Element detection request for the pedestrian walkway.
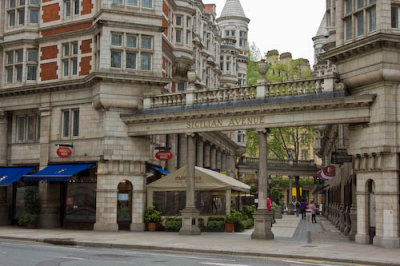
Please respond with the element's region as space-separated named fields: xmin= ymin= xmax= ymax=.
xmin=0 ymin=215 xmax=399 ymax=265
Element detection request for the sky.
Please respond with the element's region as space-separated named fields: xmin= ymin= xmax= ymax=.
xmin=203 ymin=0 xmax=326 ymax=66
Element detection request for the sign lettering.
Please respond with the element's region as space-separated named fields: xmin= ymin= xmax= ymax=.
xmin=187 ymin=116 xmax=263 ymax=129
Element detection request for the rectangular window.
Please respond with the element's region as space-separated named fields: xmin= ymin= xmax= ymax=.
xmin=9 ymin=11 xmax=15 ymax=27
xmin=126 ymin=35 xmax=137 ymax=48
xmin=111 ymin=50 xmax=122 ymax=68
xmin=231 ymin=30 xmax=235 ymax=36
xmin=63 ymin=43 xmax=70 ymax=57
xmin=392 ymin=6 xmax=399 ymax=28
xmin=72 ymin=42 xmax=78 ymax=55
xmin=345 ymin=17 xmax=352 ymax=40
xmin=27 ymin=116 xmax=35 ymax=141
xmin=18 ymin=9 xmax=24 ymax=25
xmin=30 ymin=0 xmax=39 ymax=4
xmin=369 ymin=7 xmax=376 ymax=31
xmin=369 ymin=0 xmax=375 ymax=4
xmin=345 ymin=0 xmax=352 ymax=14
xmin=176 ymin=15 xmax=182 ymax=26
xmin=29 ymin=8 xmax=39 ymax=23
xmin=62 ymin=110 xmax=70 ymax=138
xmin=16 ymin=49 xmax=23 ymax=63
xmin=126 ymin=52 xmax=136 ymax=69
xmin=27 ymin=49 xmax=38 ymax=62
xmin=142 ymin=0 xmax=152 ymax=8
xmin=7 ymin=52 xmax=14 ymax=64
xmin=72 ymin=109 xmax=79 ymax=137
xmin=141 ymin=36 xmax=152 ymax=49
xmin=141 ymin=53 xmax=151 ymax=70
xmin=16 ymin=65 xmax=23 ymax=82
xmin=176 ymin=29 xmax=182 ymax=43
xmin=112 ymin=0 xmax=123 ymax=4
xmin=10 ymin=0 xmax=16 ymax=8
xmin=73 ymin=0 xmax=80 ymax=15
xmin=225 ymin=30 xmax=229 ymax=37
xmin=19 ymin=0 xmax=25 ymax=5
xmin=17 ymin=116 xmax=25 ymax=141
xmin=111 ymin=34 xmax=122 ymax=46
xmin=65 ymin=0 xmax=71 ymax=17
xmin=356 ymin=12 xmax=364 ymax=36
xmin=62 ymin=109 xmax=79 ymax=138
xmin=127 ymin=0 xmax=138 ymax=6
xmin=63 ymin=60 xmax=69 ymax=76
xmin=6 ymin=67 xmax=13 ymax=83
xmin=27 ymin=65 xmax=37 ymax=81
xmin=72 ymin=58 xmax=78 ymax=75
xmin=357 ymin=0 xmax=364 ymax=9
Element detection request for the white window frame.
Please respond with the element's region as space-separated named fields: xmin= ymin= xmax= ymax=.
xmin=61 ymin=108 xmax=79 ymax=139
xmin=15 ymin=114 xmax=40 ymax=143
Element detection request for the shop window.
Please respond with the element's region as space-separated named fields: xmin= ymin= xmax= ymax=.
xmin=61 ymin=108 xmax=79 ymax=138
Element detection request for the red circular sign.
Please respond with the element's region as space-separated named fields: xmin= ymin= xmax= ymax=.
xmin=57 ymin=147 xmax=72 ymax=158
xmin=155 ymin=150 xmax=173 ymax=161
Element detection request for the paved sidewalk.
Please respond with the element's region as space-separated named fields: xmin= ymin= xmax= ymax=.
xmin=0 ymin=215 xmax=399 ymax=265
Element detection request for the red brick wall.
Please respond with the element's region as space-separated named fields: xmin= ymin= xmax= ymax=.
xmin=40 ymin=45 xmax=59 ymax=60
xmin=79 ymin=56 xmax=92 ymax=76
xmin=42 ymin=0 xmax=53 ymax=3
xmin=80 ymin=39 xmax=92 ymax=54
xmin=163 ymin=1 xmax=168 ymax=16
xmin=162 ymin=18 xmax=168 ymax=36
xmin=42 ymin=3 xmax=60 ymax=23
xmin=41 ymin=22 xmax=92 ymax=37
xmin=81 ymin=0 xmax=93 ymax=15
xmin=40 ymin=62 xmax=58 ymax=81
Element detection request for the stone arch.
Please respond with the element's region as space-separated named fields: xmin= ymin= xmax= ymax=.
xmin=117 ymin=180 xmax=133 ymax=230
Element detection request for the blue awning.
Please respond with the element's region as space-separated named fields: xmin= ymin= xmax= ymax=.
xmin=149 ymin=166 xmax=170 ymax=175
xmin=0 ymin=167 xmax=35 ymax=186
xmin=24 ymin=164 xmax=94 ymax=182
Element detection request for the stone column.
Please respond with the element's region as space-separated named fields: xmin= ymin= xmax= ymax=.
xmin=167 ymin=134 xmax=178 ymax=172
xmin=0 ymin=111 xmax=8 ymax=166
xmin=196 ymin=138 xmax=204 ymax=168
xmin=131 ymin=176 xmax=146 ymax=232
xmin=288 ymin=176 xmax=294 ymax=215
xmin=179 ymin=134 xmax=201 ymax=235
xmin=226 ymin=189 xmax=231 ymax=215
xmin=203 ymin=142 xmax=211 ymax=169
xmin=336 ymin=0 xmax=344 ymax=46
xmin=38 ymin=107 xmax=61 ymax=229
xmin=349 ymin=175 xmax=357 ymax=241
xmin=226 ymin=153 xmax=236 ymax=177
xmin=178 ymin=134 xmax=187 ymax=168
xmin=210 ymin=146 xmax=217 ymax=170
xmin=251 ymin=129 xmax=274 ymax=240
xmin=221 ymin=152 xmax=227 ymax=172
xmin=216 ymin=149 xmax=222 ymax=170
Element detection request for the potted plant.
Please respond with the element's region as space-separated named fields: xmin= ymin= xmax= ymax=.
xmin=18 ymin=186 xmax=40 ymax=229
xmin=144 ymin=206 xmax=162 ymax=231
xmin=225 ymin=214 xmax=236 ymax=233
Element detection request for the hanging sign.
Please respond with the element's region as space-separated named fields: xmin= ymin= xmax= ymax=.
xmin=331 ymin=148 xmax=352 ymax=164
xmin=57 ymin=147 xmax=72 ymax=158
xmin=155 ymin=150 xmax=173 ymax=161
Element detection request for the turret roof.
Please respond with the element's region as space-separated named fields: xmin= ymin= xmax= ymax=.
xmin=220 ymin=0 xmax=247 ymax=19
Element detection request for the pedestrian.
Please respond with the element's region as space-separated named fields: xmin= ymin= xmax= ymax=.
xmin=300 ymin=198 xmax=307 ymax=220
xmin=311 ymin=200 xmax=317 ymax=223
xmin=267 ymin=197 xmax=272 ymax=211
xmin=295 ymin=201 xmax=300 ymax=217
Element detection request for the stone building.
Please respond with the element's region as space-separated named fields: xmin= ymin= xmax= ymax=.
xmin=314 ymin=0 xmax=400 ymax=248
xmin=0 ymin=0 xmax=247 ymax=231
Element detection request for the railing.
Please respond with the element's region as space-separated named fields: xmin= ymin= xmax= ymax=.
xmin=143 ymin=76 xmax=333 ymax=109
xmin=239 ymin=157 xmax=317 ymax=169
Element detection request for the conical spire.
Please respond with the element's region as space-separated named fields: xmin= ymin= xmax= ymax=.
xmin=220 ymin=0 xmax=247 ymax=19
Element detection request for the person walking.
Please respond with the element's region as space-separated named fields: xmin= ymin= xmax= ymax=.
xmin=295 ymin=201 xmax=300 ymax=217
xmin=311 ymin=200 xmax=317 ymax=223
xmin=300 ymin=198 xmax=307 ymax=220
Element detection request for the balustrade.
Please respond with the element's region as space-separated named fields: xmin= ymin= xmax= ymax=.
xmin=143 ymin=77 xmax=328 ymax=109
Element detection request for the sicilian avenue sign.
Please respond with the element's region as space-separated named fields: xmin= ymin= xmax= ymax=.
xmin=187 ymin=117 xmax=263 ymax=129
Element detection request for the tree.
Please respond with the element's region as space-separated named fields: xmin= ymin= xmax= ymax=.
xmin=245 ymin=46 xmax=316 ymax=201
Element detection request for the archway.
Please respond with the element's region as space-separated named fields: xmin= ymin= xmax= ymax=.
xmin=117 ymin=180 xmax=133 ymax=230
xmin=367 ymin=179 xmax=376 ymax=244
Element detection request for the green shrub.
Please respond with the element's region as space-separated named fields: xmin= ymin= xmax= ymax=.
xmin=198 ymin=218 xmax=205 ymax=232
xmin=241 ymin=219 xmax=254 ymax=229
xmin=144 ymin=206 xmax=162 ymax=226
xmin=164 ymin=218 xmax=182 ymax=232
xmin=242 ymin=205 xmax=256 ymax=219
xmin=207 ymin=220 xmax=224 ymax=232
xmin=18 ymin=213 xmax=39 ymax=226
xmin=208 ymin=216 xmax=225 ymax=222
